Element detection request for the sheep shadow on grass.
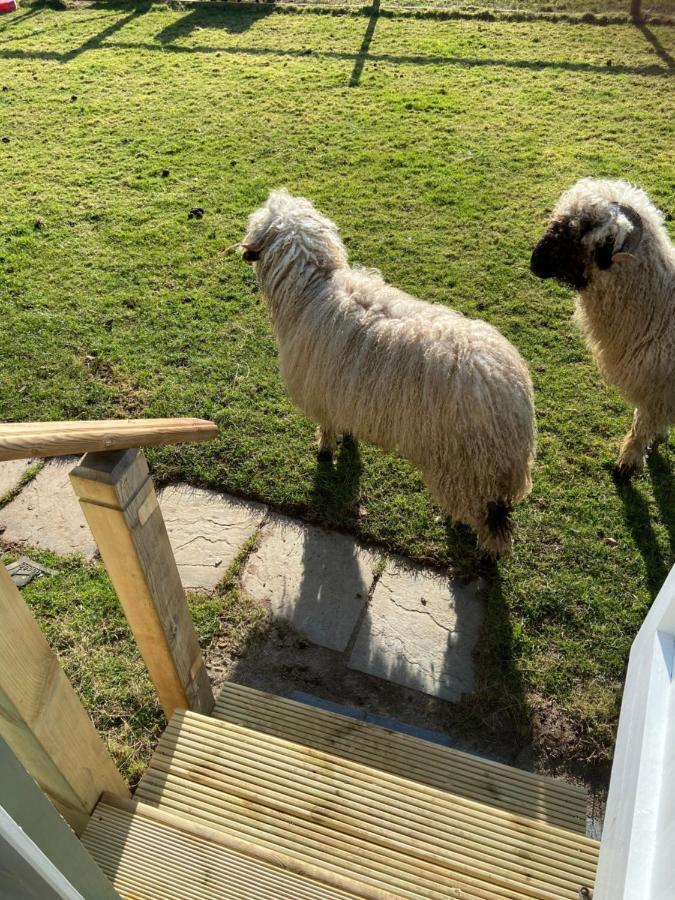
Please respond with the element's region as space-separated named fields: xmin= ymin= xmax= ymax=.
xmin=614 ymin=446 xmax=675 ymax=598
xmin=310 ymin=433 xmax=363 ymax=532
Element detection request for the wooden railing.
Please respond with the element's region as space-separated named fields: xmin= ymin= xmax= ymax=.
xmin=0 ymin=418 xmax=218 ymax=834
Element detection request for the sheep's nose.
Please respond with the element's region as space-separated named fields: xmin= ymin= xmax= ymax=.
xmin=530 ymin=238 xmax=555 ymax=279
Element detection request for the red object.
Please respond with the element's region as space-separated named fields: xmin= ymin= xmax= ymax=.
xmin=0 ymin=0 xmax=18 ymax=12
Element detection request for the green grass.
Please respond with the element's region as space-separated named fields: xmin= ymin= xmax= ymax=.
xmin=254 ymin=0 xmax=674 ymax=18
xmin=1 ymin=1 xmax=674 ymax=770
xmin=0 ymin=544 xmax=259 ymax=783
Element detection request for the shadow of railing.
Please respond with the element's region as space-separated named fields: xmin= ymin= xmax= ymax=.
xmin=0 ymin=2 xmax=149 ymax=61
xmin=0 ymin=4 xmax=672 ymax=77
xmin=638 ymin=22 xmax=675 ymax=70
xmin=62 ymin=5 xmax=149 ymax=61
xmin=0 ymin=4 xmax=43 ymax=31
xmin=155 ymin=3 xmax=274 ymax=44
xmin=349 ymin=0 xmax=380 ymax=87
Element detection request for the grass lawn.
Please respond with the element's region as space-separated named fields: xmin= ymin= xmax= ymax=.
xmin=1 ymin=0 xmax=674 ymax=774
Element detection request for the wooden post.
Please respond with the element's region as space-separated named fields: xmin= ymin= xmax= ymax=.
xmin=70 ymin=449 xmax=214 ymax=720
xmin=630 ymin=0 xmax=642 ymax=20
xmin=0 ymin=563 xmax=129 ymax=834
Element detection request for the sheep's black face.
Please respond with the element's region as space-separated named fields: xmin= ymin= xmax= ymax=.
xmin=530 ymin=219 xmax=589 ymax=290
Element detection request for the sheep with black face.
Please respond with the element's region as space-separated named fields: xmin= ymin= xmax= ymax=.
xmin=237 ymin=189 xmax=536 ymax=556
xmin=531 ymin=178 xmax=675 ymax=478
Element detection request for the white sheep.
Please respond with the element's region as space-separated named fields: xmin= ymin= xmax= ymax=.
xmin=531 ymin=178 xmax=675 ymax=478
xmin=237 ymin=189 xmax=536 ymax=556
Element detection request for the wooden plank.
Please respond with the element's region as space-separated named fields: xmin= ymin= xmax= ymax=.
xmin=214 ymin=682 xmax=586 ymax=833
xmin=135 ymin=710 xmax=598 ymax=899
xmin=83 ymin=795 xmax=392 ymax=900
xmin=70 ymin=449 xmax=213 ymax=719
xmin=0 ymin=562 xmax=129 ymax=834
xmin=161 ymin=718 xmax=597 ymax=873
xmin=157 ymin=721 xmax=597 ymax=874
xmin=0 ymin=418 xmax=217 ymax=461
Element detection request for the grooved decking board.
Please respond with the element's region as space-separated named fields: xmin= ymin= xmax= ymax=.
xmin=82 ymin=798 xmax=373 ymax=900
xmin=214 ymin=682 xmax=586 ymax=833
xmin=135 ymin=710 xmax=598 ymax=900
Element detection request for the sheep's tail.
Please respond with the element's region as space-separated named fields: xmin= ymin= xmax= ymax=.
xmin=485 ymin=500 xmax=513 ymax=544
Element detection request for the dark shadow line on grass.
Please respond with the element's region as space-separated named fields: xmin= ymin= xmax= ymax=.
xmin=465 ymin=560 xmax=535 ymax=771
xmin=0 ymin=5 xmax=43 ymax=33
xmin=81 ymin=0 xmax=675 ymax=29
xmin=614 ymin=469 xmax=669 ymax=599
xmin=15 ymin=38 xmax=664 ymax=78
xmin=0 ymin=47 xmax=60 ymax=60
xmin=155 ymin=3 xmax=273 ymax=43
xmin=647 ymin=448 xmax=675 ymax=560
xmin=349 ymin=0 xmax=379 ymax=87
xmin=61 ymin=4 xmax=149 ymax=61
xmin=0 ymin=4 xmax=148 ymax=61
xmin=638 ymin=22 xmax=675 ymax=70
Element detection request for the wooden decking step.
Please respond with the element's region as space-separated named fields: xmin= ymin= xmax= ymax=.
xmin=130 ymin=707 xmax=598 ymax=899
xmin=214 ymin=682 xmax=587 ymax=834
xmin=82 ymin=795 xmax=377 ymax=899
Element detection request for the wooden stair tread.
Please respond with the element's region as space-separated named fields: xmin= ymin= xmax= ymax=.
xmin=82 ymin=795 xmax=375 ymax=899
xmin=214 ymin=682 xmax=586 ymax=834
xmin=133 ymin=709 xmax=598 ymax=900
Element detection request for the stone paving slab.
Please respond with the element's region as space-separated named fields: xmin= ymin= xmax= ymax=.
xmin=0 ymin=453 xmax=485 ymax=707
xmin=348 ymin=557 xmax=484 ymax=702
xmin=241 ymin=513 xmax=378 ymax=652
xmin=159 ymin=485 xmax=267 ymax=592
xmin=0 ymin=457 xmax=97 ymax=559
xmin=0 ymin=459 xmax=34 ymax=500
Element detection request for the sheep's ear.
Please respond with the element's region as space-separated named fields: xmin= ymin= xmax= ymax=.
xmin=611 ymin=203 xmax=643 ymax=259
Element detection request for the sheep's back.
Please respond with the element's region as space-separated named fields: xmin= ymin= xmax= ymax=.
xmin=276 ymin=269 xmax=535 ymax=472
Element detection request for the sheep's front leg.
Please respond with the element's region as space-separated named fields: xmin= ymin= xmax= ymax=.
xmin=615 ymin=408 xmax=658 ymax=479
xmin=316 ymin=425 xmax=338 ymax=461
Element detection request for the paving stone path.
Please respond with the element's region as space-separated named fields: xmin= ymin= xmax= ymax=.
xmin=0 ymin=458 xmax=485 ymax=704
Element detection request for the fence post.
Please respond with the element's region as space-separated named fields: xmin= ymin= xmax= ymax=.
xmin=0 ymin=563 xmax=129 ymax=834
xmin=70 ymin=449 xmax=214 ymax=720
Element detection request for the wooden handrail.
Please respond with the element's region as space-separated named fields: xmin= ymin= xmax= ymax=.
xmin=0 ymin=418 xmax=217 ymax=461
xmin=0 ymin=418 xmax=218 ymax=831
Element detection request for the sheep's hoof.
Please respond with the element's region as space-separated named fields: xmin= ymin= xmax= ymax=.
xmin=317 ymin=448 xmax=334 ymax=462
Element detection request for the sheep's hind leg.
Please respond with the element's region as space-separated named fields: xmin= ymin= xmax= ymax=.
xmin=650 ymin=428 xmax=670 ymax=450
xmin=615 ymin=408 xmax=659 ymax=480
xmin=476 ymin=500 xmax=514 ymax=558
xmin=316 ymin=425 xmax=338 ymax=461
